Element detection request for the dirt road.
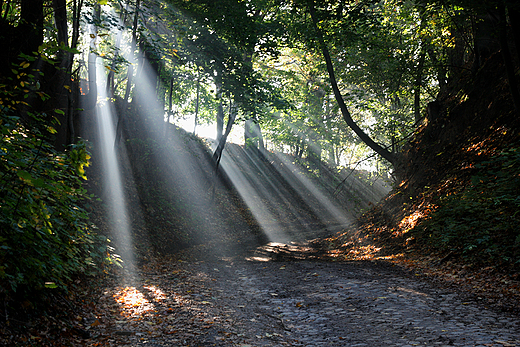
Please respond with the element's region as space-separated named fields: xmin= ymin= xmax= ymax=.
xmin=84 ymin=244 xmax=520 ymax=347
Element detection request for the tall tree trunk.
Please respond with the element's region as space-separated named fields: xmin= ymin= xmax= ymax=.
xmin=53 ymin=0 xmax=67 ymax=47
xmin=68 ymin=0 xmax=86 ymax=142
xmin=212 ymin=103 xmax=236 ymax=170
xmin=414 ymin=51 xmax=426 ymax=123
xmin=117 ymin=0 xmax=140 ymax=146
xmin=107 ymin=4 xmax=127 ymax=96
xmin=71 ymin=0 xmax=82 ymax=49
xmin=193 ymin=74 xmax=200 ymax=135
xmin=51 ymin=0 xmax=71 ymax=149
xmin=123 ymin=0 xmax=140 ymax=105
xmin=308 ymin=1 xmax=396 ymax=166
xmin=81 ymin=4 xmax=100 ymax=111
xmin=215 ymin=75 xmax=224 ymax=142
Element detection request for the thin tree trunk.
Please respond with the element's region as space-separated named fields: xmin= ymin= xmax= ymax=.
xmin=53 ymin=0 xmax=67 ymax=47
xmin=79 ymin=4 xmax=99 ymax=112
xmin=67 ymin=0 xmax=82 ymax=142
xmin=107 ymin=5 xmax=127 ymax=96
xmin=168 ymin=77 xmax=174 ymax=114
xmin=51 ymin=0 xmax=71 ymax=148
xmin=212 ymin=103 xmax=236 ymax=170
xmin=123 ymin=0 xmax=140 ymax=105
xmin=85 ymin=4 xmax=100 ymax=110
xmin=193 ymin=74 xmax=200 ymax=135
xmin=116 ymin=0 xmax=140 ymax=147
xmin=308 ymin=1 xmax=396 ymax=165
xmin=215 ymin=75 xmax=224 ymax=142
xmin=71 ymin=0 xmax=82 ymax=49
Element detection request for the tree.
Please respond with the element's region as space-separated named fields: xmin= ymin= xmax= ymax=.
xmin=167 ymin=0 xmax=286 ymax=165
xmin=305 ymin=1 xmax=396 ymax=165
xmin=0 ymin=0 xmax=84 ymax=148
xmin=0 ymin=0 xmax=112 ymax=299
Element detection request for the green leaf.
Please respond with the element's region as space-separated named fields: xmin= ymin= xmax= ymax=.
xmin=17 ymin=170 xmax=32 ymax=181
xmin=46 ymin=126 xmax=57 ymax=134
xmin=44 ymin=282 xmax=58 ymax=289
xmin=32 ymin=178 xmax=45 ymax=188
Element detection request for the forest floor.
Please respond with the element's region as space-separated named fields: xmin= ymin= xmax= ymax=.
xmin=6 ymin=228 xmax=520 ymax=347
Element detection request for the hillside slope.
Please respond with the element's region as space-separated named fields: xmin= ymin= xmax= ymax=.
xmin=85 ymin=119 xmax=389 ymax=261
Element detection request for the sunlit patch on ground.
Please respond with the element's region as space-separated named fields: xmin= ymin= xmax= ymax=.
xmin=113 ymin=286 xmax=156 ymax=317
xmin=392 ymin=286 xmax=430 ymax=297
xmin=82 ymin=265 xmax=232 ymax=346
xmin=144 ymin=285 xmax=167 ymax=301
xmin=245 ymin=256 xmax=272 ymax=262
xmin=343 ymin=245 xmax=382 ymax=260
xmin=376 ymin=253 xmax=405 ymax=260
xmin=251 ymin=241 xmax=319 ymax=260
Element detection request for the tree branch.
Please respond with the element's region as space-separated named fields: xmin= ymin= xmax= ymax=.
xmin=307 ymin=1 xmax=396 ymax=166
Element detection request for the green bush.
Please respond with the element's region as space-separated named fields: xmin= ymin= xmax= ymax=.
xmin=419 ymin=147 xmax=520 ymax=268
xmin=0 ymin=64 xmax=108 ymax=299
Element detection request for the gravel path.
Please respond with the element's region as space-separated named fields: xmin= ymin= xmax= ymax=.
xmin=87 ymin=246 xmax=520 ymax=347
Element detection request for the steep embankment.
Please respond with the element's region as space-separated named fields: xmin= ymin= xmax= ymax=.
xmin=319 ymin=53 xmax=520 ymax=309
xmin=85 ymin=119 xmax=389 ymax=261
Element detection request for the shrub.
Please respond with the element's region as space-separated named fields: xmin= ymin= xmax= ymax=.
xmin=0 ymin=62 xmax=108 ymax=300
xmin=419 ymin=147 xmax=520 ymax=268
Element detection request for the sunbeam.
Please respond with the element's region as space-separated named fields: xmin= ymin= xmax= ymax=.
xmin=264 ymin=115 xmax=392 ymax=214
xmin=93 ymin=57 xmax=136 ymax=273
xmin=271 ymin=151 xmax=353 ymax=226
xmin=218 ymin=144 xmax=354 ymax=243
xmin=118 ymin=48 xmax=255 ymax=257
xmin=219 ymin=146 xmax=289 ymax=242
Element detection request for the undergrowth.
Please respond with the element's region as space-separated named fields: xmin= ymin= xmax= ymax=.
xmin=418 ymin=146 xmax=520 ymax=269
xmin=0 ymin=60 xmax=111 ymax=304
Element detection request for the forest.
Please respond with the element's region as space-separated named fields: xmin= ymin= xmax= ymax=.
xmin=1 ymin=0 xmax=520 ymax=345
